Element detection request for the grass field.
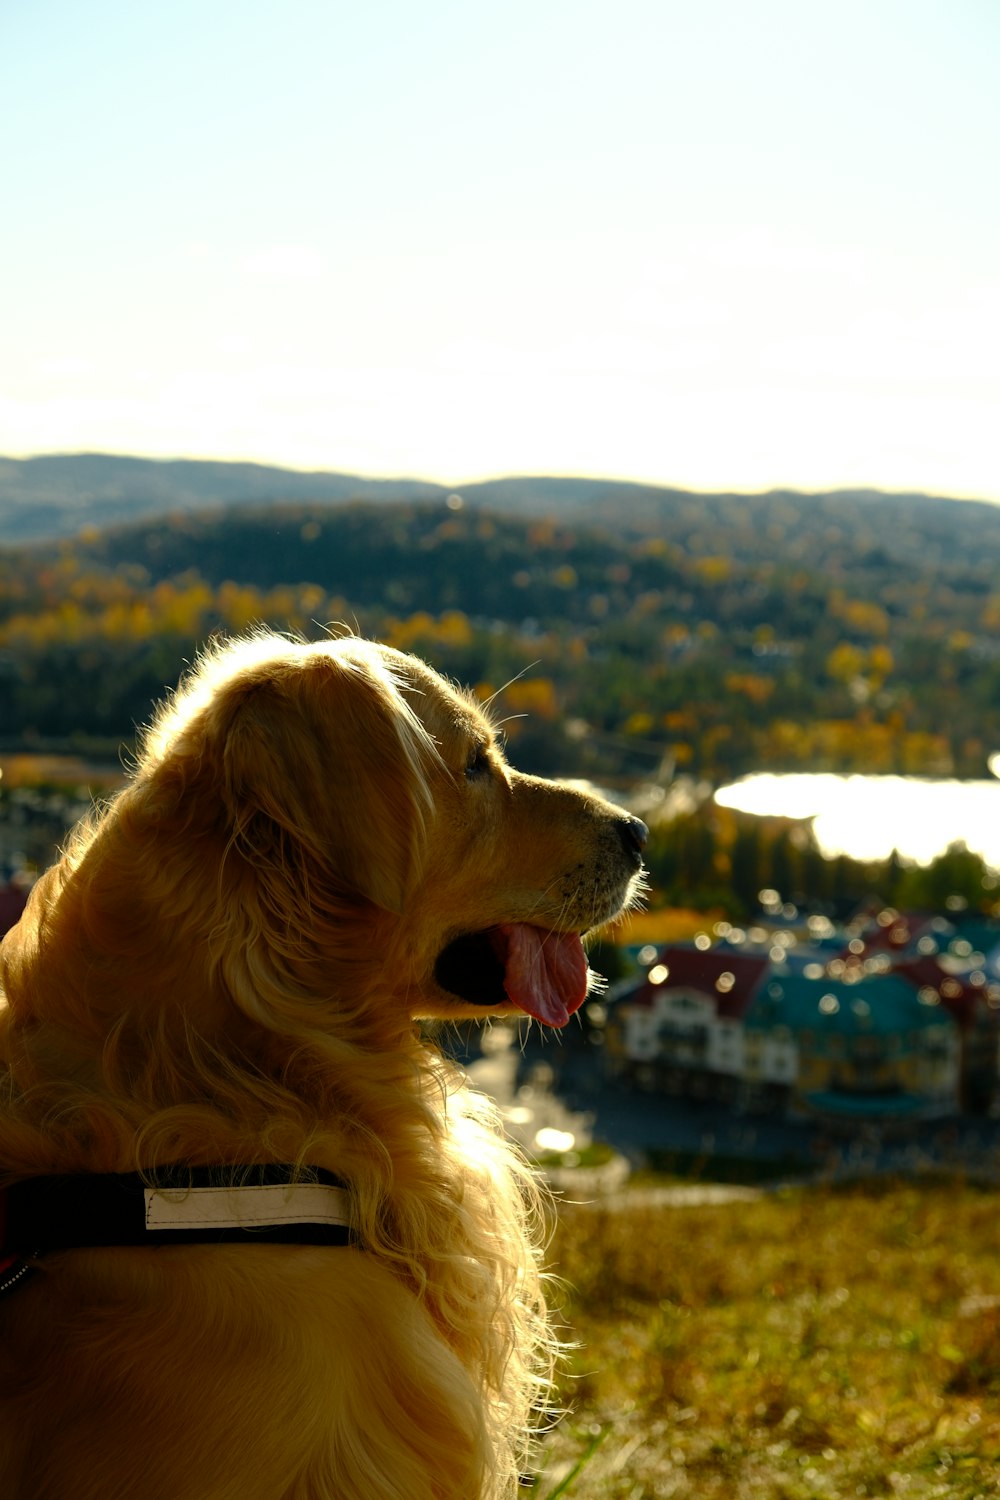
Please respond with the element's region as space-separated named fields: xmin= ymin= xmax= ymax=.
xmin=533 ymin=1179 xmax=1000 ymax=1499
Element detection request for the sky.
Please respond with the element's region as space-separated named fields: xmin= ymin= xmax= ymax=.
xmin=2 ymin=0 xmax=999 ymax=497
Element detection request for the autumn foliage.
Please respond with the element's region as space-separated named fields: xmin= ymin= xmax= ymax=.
xmin=1 ymin=498 xmax=998 ymax=788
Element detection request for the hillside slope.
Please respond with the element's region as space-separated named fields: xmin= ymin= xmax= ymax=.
xmin=3 ymin=496 xmax=999 ymax=787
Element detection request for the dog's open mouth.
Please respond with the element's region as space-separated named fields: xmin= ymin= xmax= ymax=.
xmin=434 ymin=924 xmax=590 ymax=1029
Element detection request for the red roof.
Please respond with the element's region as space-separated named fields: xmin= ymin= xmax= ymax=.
xmin=627 ymin=946 xmax=770 ymax=1020
xmin=892 ymin=955 xmax=994 ymax=1029
xmin=841 ymin=908 xmax=939 ymax=958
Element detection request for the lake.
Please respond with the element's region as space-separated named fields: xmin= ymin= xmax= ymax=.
xmin=715 ymin=768 xmax=1000 ymax=869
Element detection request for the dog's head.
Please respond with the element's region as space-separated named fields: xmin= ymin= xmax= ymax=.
xmin=137 ymin=632 xmax=646 ymax=1030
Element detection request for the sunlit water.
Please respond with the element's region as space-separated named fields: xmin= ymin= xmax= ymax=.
xmin=715 ymin=764 xmax=1000 ymax=869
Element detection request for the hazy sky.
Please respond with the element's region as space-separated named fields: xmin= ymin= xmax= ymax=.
xmin=3 ymin=0 xmax=998 ymax=496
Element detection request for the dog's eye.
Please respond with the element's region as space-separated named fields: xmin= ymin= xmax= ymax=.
xmin=465 ymin=744 xmax=491 ymax=780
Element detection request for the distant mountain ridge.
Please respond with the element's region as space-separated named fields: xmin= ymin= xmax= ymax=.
xmin=1 ymin=451 xmax=994 ymax=544
xmin=0 ymin=454 xmax=444 ymax=542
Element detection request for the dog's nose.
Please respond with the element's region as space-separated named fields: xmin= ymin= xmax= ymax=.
xmin=616 ymin=816 xmax=648 ymax=857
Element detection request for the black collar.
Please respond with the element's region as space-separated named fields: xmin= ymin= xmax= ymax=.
xmin=0 ymin=1166 xmax=355 ymax=1257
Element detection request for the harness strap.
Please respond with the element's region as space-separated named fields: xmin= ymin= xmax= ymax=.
xmin=0 ymin=1167 xmax=355 ymax=1255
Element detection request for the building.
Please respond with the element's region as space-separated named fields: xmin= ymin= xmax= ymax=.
xmin=746 ymin=972 xmax=960 ymax=1128
xmin=610 ymin=931 xmax=976 ymax=1127
xmin=893 ymin=955 xmax=1000 ymax=1114
xmin=611 ymin=946 xmax=769 ymax=1100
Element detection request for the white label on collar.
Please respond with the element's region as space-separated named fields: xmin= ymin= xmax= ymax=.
xmin=143 ymin=1182 xmax=352 ymax=1232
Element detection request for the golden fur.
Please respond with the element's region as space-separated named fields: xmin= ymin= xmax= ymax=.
xmin=0 ymin=632 xmax=645 ymax=1499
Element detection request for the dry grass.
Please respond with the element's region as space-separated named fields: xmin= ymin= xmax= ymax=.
xmin=534 ymin=1179 xmax=1000 ymax=1499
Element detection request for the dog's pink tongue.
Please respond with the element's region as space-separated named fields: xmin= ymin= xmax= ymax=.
xmin=490 ymin=925 xmax=589 ymax=1028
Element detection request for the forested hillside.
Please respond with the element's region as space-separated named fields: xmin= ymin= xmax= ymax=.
xmin=2 ymin=493 xmax=999 ymax=788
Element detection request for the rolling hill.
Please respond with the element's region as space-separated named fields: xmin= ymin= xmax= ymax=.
xmin=4 ymin=453 xmax=1000 ymax=573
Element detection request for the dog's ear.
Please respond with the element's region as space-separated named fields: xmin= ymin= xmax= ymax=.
xmin=217 ymin=650 xmax=435 ymax=914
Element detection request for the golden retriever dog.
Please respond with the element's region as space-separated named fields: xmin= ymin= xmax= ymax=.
xmin=0 ymin=631 xmax=646 ymax=1500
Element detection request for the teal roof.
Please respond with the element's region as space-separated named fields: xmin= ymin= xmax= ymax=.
xmin=947 ymin=922 xmax=1000 ymax=959
xmin=802 ymin=1090 xmax=932 ymax=1118
xmin=745 ymin=973 xmax=953 ymax=1037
